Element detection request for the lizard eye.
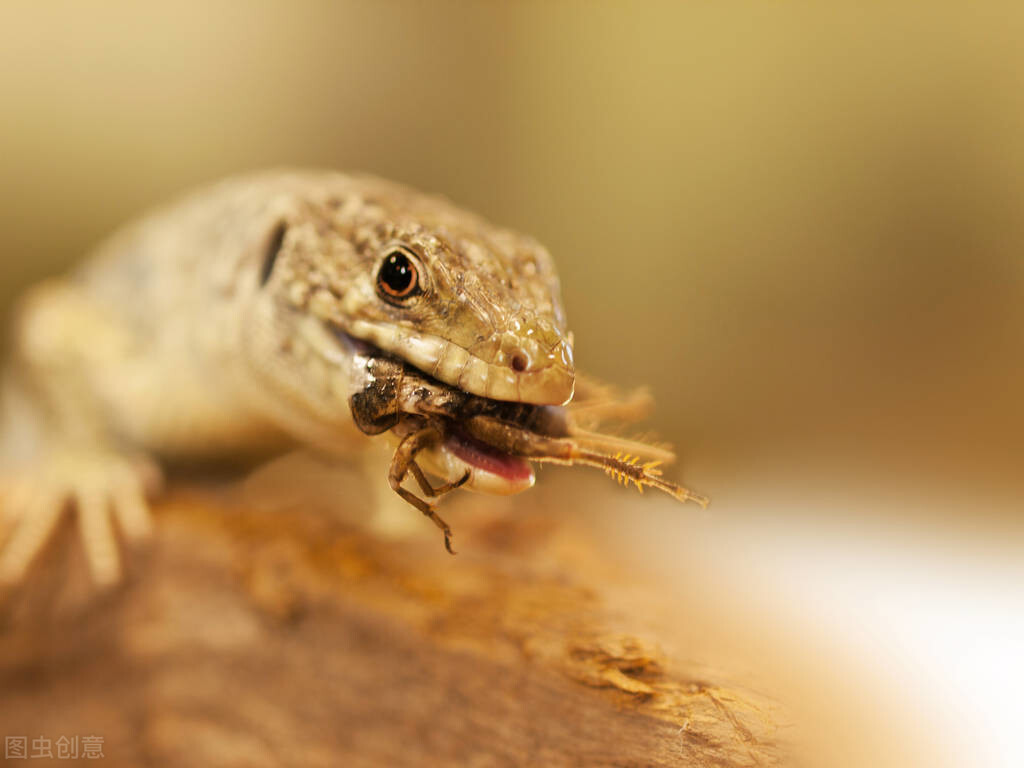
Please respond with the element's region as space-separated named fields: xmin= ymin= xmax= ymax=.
xmin=376 ymin=248 xmax=422 ymax=302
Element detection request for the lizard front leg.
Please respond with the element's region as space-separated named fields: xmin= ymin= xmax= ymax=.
xmin=0 ymin=282 xmax=162 ymax=588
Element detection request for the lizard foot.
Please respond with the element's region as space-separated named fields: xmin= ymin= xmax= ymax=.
xmin=0 ymin=451 xmax=163 ymax=588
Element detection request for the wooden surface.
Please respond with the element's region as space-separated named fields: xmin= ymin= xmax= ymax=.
xmin=0 ymin=483 xmax=786 ymax=767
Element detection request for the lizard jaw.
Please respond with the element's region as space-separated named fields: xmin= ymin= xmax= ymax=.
xmin=322 ymin=323 xmax=536 ymax=495
xmin=343 ymin=319 xmax=575 ymax=406
xmin=326 ymin=324 xmax=536 ymax=494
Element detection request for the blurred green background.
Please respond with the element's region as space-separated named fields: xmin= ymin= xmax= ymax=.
xmin=1 ymin=1 xmax=1021 ymax=522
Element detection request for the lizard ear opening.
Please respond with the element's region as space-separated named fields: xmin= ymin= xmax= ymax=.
xmin=259 ymin=222 xmax=287 ymax=287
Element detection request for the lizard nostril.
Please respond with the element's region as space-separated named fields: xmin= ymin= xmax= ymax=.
xmin=511 ymin=352 xmax=528 ymax=373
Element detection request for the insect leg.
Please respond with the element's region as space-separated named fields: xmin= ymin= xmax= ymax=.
xmin=407 ymin=463 xmax=470 ymax=498
xmin=387 ymin=425 xmax=458 ymax=554
xmin=460 ymin=415 xmax=708 ymax=508
xmin=557 ymin=450 xmax=709 ymax=508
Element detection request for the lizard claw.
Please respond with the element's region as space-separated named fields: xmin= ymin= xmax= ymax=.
xmin=0 ymin=451 xmax=162 ymax=588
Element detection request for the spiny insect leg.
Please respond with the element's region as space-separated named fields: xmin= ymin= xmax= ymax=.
xmin=579 ymin=450 xmax=708 ymax=508
xmin=568 ymin=428 xmax=676 ymax=464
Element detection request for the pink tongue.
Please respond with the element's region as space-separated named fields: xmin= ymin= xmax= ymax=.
xmin=445 ymin=429 xmax=533 ymax=482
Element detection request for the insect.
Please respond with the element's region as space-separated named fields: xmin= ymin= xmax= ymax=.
xmin=347 ymin=347 xmax=708 ymax=553
xmin=0 ymin=170 xmax=706 ymax=585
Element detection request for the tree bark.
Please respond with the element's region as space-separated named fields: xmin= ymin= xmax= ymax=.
xmin=0 ymin=483 xmax=786 ymax=767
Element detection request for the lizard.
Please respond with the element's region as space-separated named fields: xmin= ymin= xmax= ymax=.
xmin=0 ymin=169 xmax=705 ymax=588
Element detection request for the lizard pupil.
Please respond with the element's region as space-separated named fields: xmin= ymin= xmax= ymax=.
xmin=377 ymin=250 xmax=419 ymax=300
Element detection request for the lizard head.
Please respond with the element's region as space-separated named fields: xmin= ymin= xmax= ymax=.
xmin=267 ymin=176 xmax=575 ymax=406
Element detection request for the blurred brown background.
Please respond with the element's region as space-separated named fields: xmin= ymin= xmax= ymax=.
xmin=1 ymin=0 xmax=1021 ymax=524
xmin=2 ymin=5 xmax=1021 ymax=766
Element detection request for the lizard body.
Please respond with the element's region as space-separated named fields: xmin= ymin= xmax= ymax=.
xmin=0 ymin=170 xmax=576 ymax=585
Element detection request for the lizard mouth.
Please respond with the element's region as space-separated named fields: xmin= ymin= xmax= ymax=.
xmin=444 ymin=426 xmax=533 ymax=483
xmin=332 ymin=325 xmax=537 ymax=495
xmin=429 ymin=426 xmax=535 ymax=495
